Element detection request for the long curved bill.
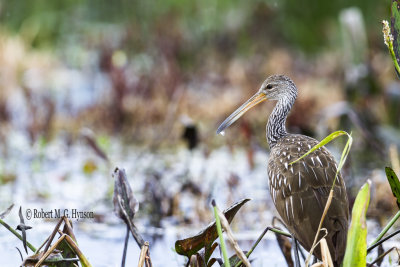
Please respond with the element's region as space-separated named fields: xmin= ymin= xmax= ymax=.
xmin=216 ymin=91 xmax=267 ymax=135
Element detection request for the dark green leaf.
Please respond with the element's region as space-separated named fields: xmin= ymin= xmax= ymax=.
xmin=175 ymin=198 xmax=250 ymax=258
xmin=227 ymin=252 xmax=249 ymax=266
xmin=56 ymin=238 xmax=78 ymax=267
xmin=385 ymin=167 xmax=400 ymax=209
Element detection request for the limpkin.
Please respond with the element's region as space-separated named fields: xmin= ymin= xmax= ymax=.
xmin=217 ymin=75 xmax=349 ymax=266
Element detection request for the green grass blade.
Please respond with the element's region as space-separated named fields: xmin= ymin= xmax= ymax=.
xmin=336 ymin=132 xmax=353 ymax=171
xmin=233 ymin=227 xmax=291 ymax=267
xmin=290 ymin=130 xmax=352 ymax=189
xmin=290 ymin=130 xmax=350 ymax=165
xmin=343 ymin=181 xmax=371 ymax=267
xmin=212 ymin=200 xmax=230 ymax=267
xmin=368 ymin=210 xmax=400 ymax=249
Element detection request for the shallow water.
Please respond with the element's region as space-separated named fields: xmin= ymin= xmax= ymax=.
xmin=0 ymin=132 xmax=398 ymax=266
xmin=0 ymin=131 xmax=280 ymax=265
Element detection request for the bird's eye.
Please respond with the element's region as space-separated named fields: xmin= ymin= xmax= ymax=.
xmin=266 ymin=84 xmax=273 ymax=89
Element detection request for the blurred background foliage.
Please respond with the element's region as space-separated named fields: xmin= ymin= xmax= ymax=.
xmin=0 ymin=0 xmax=389 ymax=52
xmin=0 ymin=0 xmax=398 ymax=162
xmin=1 ymin=0 xmax=400 ymax=265
xmin=0 ymin=0 xmax=397 ymax=172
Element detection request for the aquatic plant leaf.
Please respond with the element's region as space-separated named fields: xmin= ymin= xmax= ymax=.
xmin=22 ymin=251 xmax=71 ymax=267
xmin=391 ymin=0 xmax=400 ymax=72
xmin=385 ymin=167 xmax=400 ymax=209
xmin=57 ymin=239 xmax=78 ymax=265
xmin=207 ymin=257 xmax=217 ymax=267
xmin=175 ymin=198 xmax=250 ymax=258
xmin=113 ymin=168 xmax=144 ymax=247
xmin=16 ymin=206 xmax=32 ymax=254
xmin=204 ymin=242 xmax=218 ymax=264
xmin=35 ymin=234 xmax=92 ymax=267
xmin=189 ymin=253 xmax=205 ymax=267
xmin=58 ymin=222 xmax=79 ymax=263
xmin=228 ymin=251 xmax=249 ymax=267
xmin=113 ymin=168 xmax=139 ymax=222
xmin=343 ymin=181 xmax=370 ymax=267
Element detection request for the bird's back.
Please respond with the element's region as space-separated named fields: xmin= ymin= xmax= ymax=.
xmin=268 ymin=134 xmax=349 ymax=265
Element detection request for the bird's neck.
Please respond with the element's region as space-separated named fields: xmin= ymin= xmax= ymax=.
xmin=267 ymin=97 xmax=295 ymax=148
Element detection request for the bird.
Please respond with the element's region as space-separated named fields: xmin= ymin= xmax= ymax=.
xmin=217 ymin=75 xmax=349 ymax=266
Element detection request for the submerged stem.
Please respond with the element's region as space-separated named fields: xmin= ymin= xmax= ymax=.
xmin=0 ymin=218 xmax=36 ymax=253
xmin=368 ymin=210 xmax=400 ymax=248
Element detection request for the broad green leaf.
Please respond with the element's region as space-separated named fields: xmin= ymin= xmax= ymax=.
xmin=385 ymin=167 xmax=400 ymax=209
xmin=175 ymin=199 xmax=250 ymax=258
xmin=343 ymin=181 xmax=371 ymax=267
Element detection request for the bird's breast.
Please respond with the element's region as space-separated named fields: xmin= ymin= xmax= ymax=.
xmin=267 ymin=134 xmax=346 ymax=208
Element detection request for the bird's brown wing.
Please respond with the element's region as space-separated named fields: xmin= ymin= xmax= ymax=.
xmin=268 ymin=134 xmax=349 ymax=264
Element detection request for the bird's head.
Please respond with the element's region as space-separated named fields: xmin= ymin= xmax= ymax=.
xmin=259 ymin=75 xmax=297 ymax=101
xmin=216 ymin=74 xmax=297 ymax=135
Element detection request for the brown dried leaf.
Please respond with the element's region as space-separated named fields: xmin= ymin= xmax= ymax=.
xmin=113 ymin=168 xmax=139 ymax=222
xmin=175 ymin=198 xmax=250 ymax=258
xmin=112 ymin=168 xmax=144 ymax=247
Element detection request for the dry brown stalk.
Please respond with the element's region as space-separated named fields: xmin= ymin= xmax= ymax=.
xmin=305 ymin=189 xmax=333 ymax=266
xmin=137 ymin=241 xmax=150 ymax=267
xmin=320 ymin=238 xmax=333 ymax=267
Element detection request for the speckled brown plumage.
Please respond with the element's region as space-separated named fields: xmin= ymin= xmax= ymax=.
xmin=268 ymin=134 xmax=348 ymax=264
